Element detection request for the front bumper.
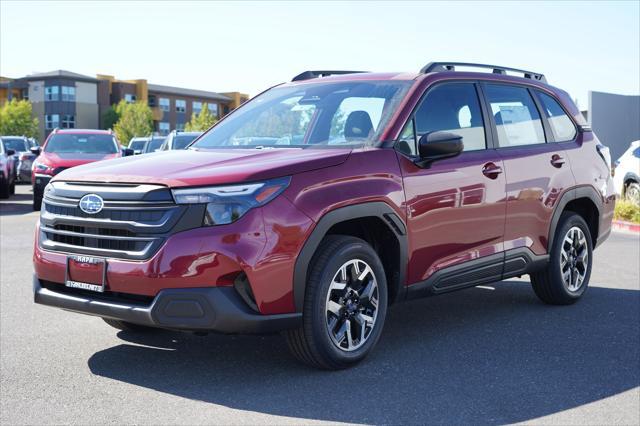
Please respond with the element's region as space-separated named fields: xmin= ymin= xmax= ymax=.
xmin=33 ymin=275 xmax=301 ymax=333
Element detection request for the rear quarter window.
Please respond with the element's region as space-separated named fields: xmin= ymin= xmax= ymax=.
xmin=536 ymin=91 xmax=577 ymax=142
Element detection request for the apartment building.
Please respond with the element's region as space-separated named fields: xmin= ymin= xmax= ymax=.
xmin=0 ymin=70 xmax=248 ymax=141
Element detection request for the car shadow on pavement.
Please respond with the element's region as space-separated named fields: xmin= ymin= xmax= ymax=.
xmin=88 ymin=280 xmax=639 ymax=425
xmin=0 ymin=192 xmax=34 ymax=216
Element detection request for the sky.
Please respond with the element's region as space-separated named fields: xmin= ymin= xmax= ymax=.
xmin=1 ymin=1 xmax=639 ymax=109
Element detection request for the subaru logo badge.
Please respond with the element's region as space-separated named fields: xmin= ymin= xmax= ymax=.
xmin=79 ymin=194 xmax=104 ymax=214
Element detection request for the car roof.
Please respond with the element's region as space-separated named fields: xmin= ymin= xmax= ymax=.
xmin=54 ymin=129 xmax=113 ymax=135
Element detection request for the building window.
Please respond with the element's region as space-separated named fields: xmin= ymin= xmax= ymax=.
xmin=45 ymin=86 xmax=59 ymax=101
xmin=61 ymin=86 xmax=76 ymax=102
xmin=45 ymin=114 xmax=60 ymax=129
xmin=176 ymin=99 xmax=186 ymax=113
xmin=192 ymin=101 xmax=202 ymax=115
xmin=176 ymin=122 xmax=185 ymax=131
xmin=61 ymin=115 xmax=75 ymax=129
xmin=207 ymin=103 xmax=218 ymax=116
xmin=21 ymin=88 xmax=29 ymax=101
xmin=148 ymin=95 xmax=156 ymax=107
xmin=125 ymin=93 xmax=136 ymax=103
xmin=159 ymin=122 xmax=170 ymax=135
xmin=159 ymin=98 xmax=170 ymax=111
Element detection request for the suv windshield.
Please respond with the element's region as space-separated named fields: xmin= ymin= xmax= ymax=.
xmin=2 ymin=138 xmax=29 ymax=152
xmin=129 ymin=139 xmax=147 ymax=151
xmin=174 ymin=134 xmax=200 ymax=149
xmin=193 ymin=81 xmax=410 ymax=149
xmin=145 ymin=137 xmax=165 ymax=152
xmin=45 ymin=134 xmax=118 ymax=154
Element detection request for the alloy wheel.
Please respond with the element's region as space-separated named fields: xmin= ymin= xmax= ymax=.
xmin=325 ymin=259 xmax=379 ymax=352
xmin=560 ymin=226 xmax=589 ymax=292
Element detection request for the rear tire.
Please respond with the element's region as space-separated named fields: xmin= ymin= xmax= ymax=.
xmin=33 ymin=188 xmax=42 ymax=211
xmin=102 ymin=318 xmax=154 ymax=332
xmin=284 ymin=235 xmax=388 ymax=370
xmin=531 ymin=212 xmax=593 ymax=305
xmin=625 ymin=182 xmax=640 ymax=205
xmin=0 ymin=179 xmax=9 ymax=199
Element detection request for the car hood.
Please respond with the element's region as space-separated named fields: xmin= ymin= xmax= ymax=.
xmin=39 ymin=152 xmax=121 ymax=169
xmin=54 ymin=148 xmax=352 ymax=187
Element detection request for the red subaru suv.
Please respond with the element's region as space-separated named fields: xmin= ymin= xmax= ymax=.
xmin=33 ymin=63 xmax=615 ymax=369
xmin=31 ymin=129 xmax=131 ymax=210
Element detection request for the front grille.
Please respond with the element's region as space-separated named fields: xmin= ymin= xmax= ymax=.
xmin=39 ymin=181 xmax=187 ymax=260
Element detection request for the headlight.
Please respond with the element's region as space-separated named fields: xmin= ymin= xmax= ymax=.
xmin=33 ymin=163 xmax=53 ymax=174
xmin=171 ymin=176 xmax=291 ymax=226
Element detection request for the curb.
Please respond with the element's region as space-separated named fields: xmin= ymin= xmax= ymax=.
xmin=612 ymin=220 xmax=640 ymax=234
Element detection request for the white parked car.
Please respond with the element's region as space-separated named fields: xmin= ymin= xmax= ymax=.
xmin=613 ymin=140 xmax=640 ymax=205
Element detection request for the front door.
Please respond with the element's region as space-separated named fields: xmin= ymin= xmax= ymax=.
xmin=397 ymin=82 xmax=507 ymax=285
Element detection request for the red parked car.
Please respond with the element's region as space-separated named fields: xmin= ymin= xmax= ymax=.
xmin=30 ymin=129 xmax=132 ymax=210
xmin=33 ymin=63 xmax=615 ymax=369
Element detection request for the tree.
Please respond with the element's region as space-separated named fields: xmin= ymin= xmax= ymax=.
xmin=0 ymin=99 xmax=39 ymax=138
xmin=101 ymin=106 xmax=119 ymax=130
xmin=185 ymin=103 xmax=218 ymax=132
xmin=112 ymin=100 xmax=153 ymax=145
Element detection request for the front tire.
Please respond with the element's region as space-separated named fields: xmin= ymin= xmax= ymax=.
xmin=625 ymin=182 xmax=640 ymax=205
xmin=33 ymin=187 xmax=42 ymax=210
xmin=531 ymin=212 xmax=593 ymax=305
xmin=0 ymin=179 xmax=9 ymax=199
xmin=285 ymin=235 xmax=388 ymax=370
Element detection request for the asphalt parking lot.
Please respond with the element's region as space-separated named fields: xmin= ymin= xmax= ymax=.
xmin=1 ymin=184 xmax=639 ymax=425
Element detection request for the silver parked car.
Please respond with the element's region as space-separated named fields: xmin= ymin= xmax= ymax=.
xmin=0 ymin=136 xmax=36 ymax=182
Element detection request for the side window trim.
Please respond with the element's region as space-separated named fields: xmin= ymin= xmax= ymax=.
xmin=394 ymin=80 xmax=491 ymax=156
xmin=479 ymin=81 xmax=548 ymax=149
xmin=531 ymin=89 xmax=579 ymax=143
xmin=528 ymin=88 xmax=553 ymax=143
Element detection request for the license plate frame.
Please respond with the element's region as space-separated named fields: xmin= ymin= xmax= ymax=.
xmin=65 ymin=255 xmax=107 ymax=293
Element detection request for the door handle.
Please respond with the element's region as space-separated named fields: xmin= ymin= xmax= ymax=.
xmin=482 ymin=162 xmax=503 ymax=179
xmin=551 ymin=154 xmax=565 ymax=168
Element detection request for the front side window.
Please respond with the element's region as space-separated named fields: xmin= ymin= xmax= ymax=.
xmin=61 ymin=86 xmax=75 ymax=102
xmin=485 ymin=84 xmax=545 ymax=147
xmin=45 ymin=86 xmax=59 ymax=101
xmin=124 ymin=93 xmax=136 ymax=104
xmin=193 ymin=81 xmax=410 ymax=149
xmin=401 ymin=82 xmax=486 ymax=155
xmin=159 ymin=122 xmax=170 ymax=135
xmin=45 ymin=114 xmax=60 ymax=129
xmin=536 ymin=91 xmax=576 ymax=142
xmin=159 ymin=98 xmax=170 ymax=111
xmin=176 ymin=99 xmax=186 ymax=113
xmin=44 ymin=134 xmax=118 ymax=154
xmin=61 ymin=115 xmax=75 ymax=129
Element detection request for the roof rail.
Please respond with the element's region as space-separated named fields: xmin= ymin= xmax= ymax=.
xmin=291 ymin=70 xmax=368 ymax=82
xmin=420 ymin=62 xmax=547 ymax=83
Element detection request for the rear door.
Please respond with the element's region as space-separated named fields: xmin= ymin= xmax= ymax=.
xmin=397 ymin=82 xmax=507 ymax=287
xmin=481 ymin=83 xmax=576 ymax=257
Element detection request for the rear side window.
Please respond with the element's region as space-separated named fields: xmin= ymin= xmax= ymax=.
xmin=403 ymin=82 xmax=486 ymax=154
xmin=536 ymin=92 xmax=576 ymax=142
xmin=485 ymin=84 xmax=545 ymax=147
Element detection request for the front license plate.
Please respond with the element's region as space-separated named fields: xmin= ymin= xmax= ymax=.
xmin=65 ymin=255 xmax=107 ymax=293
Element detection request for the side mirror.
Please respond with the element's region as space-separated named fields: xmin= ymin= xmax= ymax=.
xmin=6 ymin=149 xmax=15 ymax=156
xmin=416 ymin=131 xmax=464 ymax=168
xmin=30 ymin=146 xmax=41 ymax=156
xmin=122 ymin=148 xmax=134 ymax=157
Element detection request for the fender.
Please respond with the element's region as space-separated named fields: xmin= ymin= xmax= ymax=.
xmin=293 ymin=202 xmax=408 ymax=312
xmin=623 ymin=172 xmax=639 ymax=186
xmin=547 ymin=185 xmax=603 ymax=250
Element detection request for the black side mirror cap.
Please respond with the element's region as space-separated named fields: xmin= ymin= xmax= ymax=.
xmin=416 ymin=131 xmax=464 ymax=168
xmin=6 ymin=149 xmax=15 ymax=156
xmin=30 ymin=146 xmax=41 ymax=156
xmin=122 ymin=148 xmax=135 ymax=157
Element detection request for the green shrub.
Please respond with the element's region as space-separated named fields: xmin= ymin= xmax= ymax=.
xmin=614 ymin=199 xmax=640 ymax=223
